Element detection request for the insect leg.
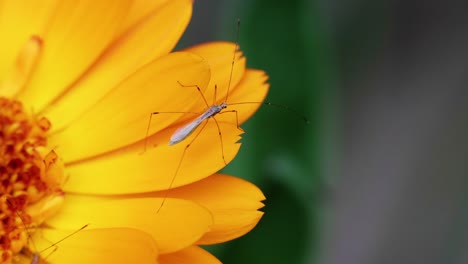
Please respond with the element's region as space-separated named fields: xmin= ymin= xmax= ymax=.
xmin=177 ymin=81 xmax=210 ymax=108
xmin=211 ymin=117 xmax=228 ymax=165
xmin=142 ymin=112 xmax=155 ymax=153
xmin=213 ymin=84 xmax=218 ymax=105
xmin=218 ymin=109 xmax=242 ymax=131
xmin=157 ymin=119 xmax=209 ymax=213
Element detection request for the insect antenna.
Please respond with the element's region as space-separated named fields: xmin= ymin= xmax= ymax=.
xmin=5 ymin=197 xmax=38 ymax=255
xmin=228 ymin=101 xmax=310 ymax=123
xmin=37 ymin=224 xmax=89 ymax=256
xmin=5 ymin=197 xmax=88 ymax=263
xmin=224 ymin=19 xmax=241 ymax=104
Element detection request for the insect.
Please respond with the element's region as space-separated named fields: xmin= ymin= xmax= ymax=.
xmin=5 ymin=197 xmax=88 ymax=264
xmin=144 ymin=20 xmax=308 ymax=212
xmin=141 ymin=21 xmax=246 ymax=212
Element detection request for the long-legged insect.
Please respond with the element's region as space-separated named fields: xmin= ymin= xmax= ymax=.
xmin=142 ymin=20 xmax=245 ymax=212
xmin=145 ymin=20 xmax=308 ymax=212
xmin=5 ymin=197 xmax=88 ymax=264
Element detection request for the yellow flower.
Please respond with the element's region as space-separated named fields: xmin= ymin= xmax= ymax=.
xmin=0 ymin=0 xmax=268 ymax=263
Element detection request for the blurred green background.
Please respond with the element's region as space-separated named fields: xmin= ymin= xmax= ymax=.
xmin=179 ymin=1 xmax=467 ymax=264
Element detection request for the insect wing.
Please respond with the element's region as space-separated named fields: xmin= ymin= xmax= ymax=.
xmin=169 ymin=115 xmax=205 ymax=145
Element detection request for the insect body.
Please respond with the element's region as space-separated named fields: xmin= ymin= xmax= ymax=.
xmin=169 ymin=102 xmax=228 ymax=145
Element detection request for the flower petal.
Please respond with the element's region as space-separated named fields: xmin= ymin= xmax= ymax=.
xmin=185 ymin=42 xmax=246 ymax=107
xmin=17 ymin=0 xmax=132 ymax=111
xmin=0 ymin=0 xmax=59 ymax=82
xmin=159 ymin=246 xmax=220 ymax=264
xmin=45 ymin=194 xmax=213 ymax=254
xmin=33 ymin=228 xmax=158 ymax=264
xmin=43 ymin=0 xmax=193 ymax=132
xmin=118 ymin=0 xmax=170 ymax=34
xmin=48 ymin=51 xmax=210 ymax=162
xmin=169 ymin=174 xmax=265 ymax=244
xmin=62 ymin=121 xmax=241 ymax=194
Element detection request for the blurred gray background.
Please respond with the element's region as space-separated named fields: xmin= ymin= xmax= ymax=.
xmin=178 ymin=0 xmax=467 ymax=263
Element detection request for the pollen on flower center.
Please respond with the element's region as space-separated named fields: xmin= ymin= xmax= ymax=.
xmin=0 ymin=97 xmax=65 ymax=263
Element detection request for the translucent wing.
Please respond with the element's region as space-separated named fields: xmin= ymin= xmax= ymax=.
xmin=169 ymin=115 xmax=206 ymax=145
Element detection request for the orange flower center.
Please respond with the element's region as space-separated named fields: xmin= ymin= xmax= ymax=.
xmin=0 ymin=97 xmax=64 ymax=263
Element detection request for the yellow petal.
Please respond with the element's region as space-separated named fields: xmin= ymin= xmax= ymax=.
xmin=0 ymin=0 xmax=59 ymax=82
xmin=18 ymin=0 xmax=132 ymax=111
xmin=62 ymin=121 xmax=241 ymax=194
xmin=45 ymin=194 xmax=213 ymax=254
xmin=216 ymin=69 xmax=269 ymax=126
xmin=43 ymin=0 xmax=193 ymax=132
xmin=0 ymin=36 xmax=42 ymax=98
xmin=169 ymin=174 xmax=265 ymax=244
xmin=159 ymin=246 xmax=220 ymax=264
xmin=185 ymin=42 xmax=246 ymax=108
xmin=118 ymin=0 xmax=171 ymax=35
xmin=32 ymin=228 xmax=158 ymax=264
xmin=48 ymin=51 xmax=210 ymax=162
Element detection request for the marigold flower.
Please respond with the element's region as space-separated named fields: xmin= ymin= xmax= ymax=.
xmin=0 ymin=0 xmax=268 ymax=263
